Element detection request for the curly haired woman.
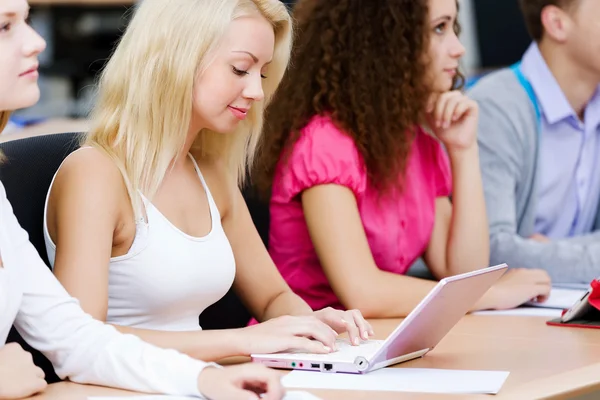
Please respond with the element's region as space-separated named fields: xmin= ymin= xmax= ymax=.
xmin=255 ymin=0 xmax=553 ymax=320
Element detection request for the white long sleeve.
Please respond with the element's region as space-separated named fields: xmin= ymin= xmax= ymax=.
xmin=0 ymin=182 xmax=210 ymax=397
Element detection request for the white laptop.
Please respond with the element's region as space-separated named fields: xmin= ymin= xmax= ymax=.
xmin=252 ymin=264 xmax=507 ymax=374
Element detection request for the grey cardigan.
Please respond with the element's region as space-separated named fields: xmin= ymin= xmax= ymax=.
xmin=468 ymin=69 xmax=600 ymax=283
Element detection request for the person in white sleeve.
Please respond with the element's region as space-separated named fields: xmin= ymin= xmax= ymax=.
xmin=0 ymin=0 xmax=285 ymax=399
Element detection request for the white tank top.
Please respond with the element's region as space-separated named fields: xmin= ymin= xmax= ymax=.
xmin=43 ymin=149 xmax=236 ymax=331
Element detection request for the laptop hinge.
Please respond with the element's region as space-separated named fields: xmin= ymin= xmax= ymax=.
xmin=356 ymin=348 xmax=430 ymax=372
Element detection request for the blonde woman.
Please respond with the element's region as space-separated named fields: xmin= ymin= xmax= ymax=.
xmin=0 ymin=0 xmax=285 ymax=399
xmin=45 ymin=0 xmax=371 ymax=362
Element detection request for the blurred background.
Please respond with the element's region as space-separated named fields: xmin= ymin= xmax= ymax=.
xmin=6 ymin=0 xmax=532 ymax=137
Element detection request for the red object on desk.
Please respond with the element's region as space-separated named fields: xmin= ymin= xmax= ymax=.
xmin=547 ymin=279 xmax=600 ymax=329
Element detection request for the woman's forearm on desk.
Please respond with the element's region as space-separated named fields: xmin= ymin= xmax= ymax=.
xmin=338 ymin=270 xmax=438 ymax=318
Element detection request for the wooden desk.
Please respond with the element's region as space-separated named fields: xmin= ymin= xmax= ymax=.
xmin=26 ymin=315 xmax=600 ymax=400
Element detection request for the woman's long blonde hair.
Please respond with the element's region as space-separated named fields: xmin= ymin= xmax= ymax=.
xmin=85 ymin=0 xmax=292 ymax=219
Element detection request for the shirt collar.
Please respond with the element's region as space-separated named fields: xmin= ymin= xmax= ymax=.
xmin=520 ymin=43 xmax=576 ymax=125
xmin=584 ymin=86 xmax=600 ymax=131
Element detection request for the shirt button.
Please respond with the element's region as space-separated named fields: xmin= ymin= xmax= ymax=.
xmin=400 ymin=220 xmax=406 ymax=229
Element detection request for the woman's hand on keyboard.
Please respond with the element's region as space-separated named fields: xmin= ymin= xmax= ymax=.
xmin=312 ymin=307 xmax=374 ymax=346
xmin=239 ymin=315 xmax=338 ymax=354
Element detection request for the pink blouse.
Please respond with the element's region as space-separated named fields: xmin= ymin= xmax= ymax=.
xmin=269 ymin=115 xmax=452 ymax=311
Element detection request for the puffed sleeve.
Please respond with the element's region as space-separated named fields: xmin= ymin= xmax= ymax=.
xmin=277 ymin=116 xmax=368 ymax=201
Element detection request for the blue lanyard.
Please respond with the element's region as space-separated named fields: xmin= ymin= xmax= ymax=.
xmin=512 ymin=62 xmax=583 ymax=236
xmin=510 ymin=62 xmax=542 ymax=130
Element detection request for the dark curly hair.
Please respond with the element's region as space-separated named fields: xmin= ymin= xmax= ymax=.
xmin=254 ymin=0 xmax=463 ymax=197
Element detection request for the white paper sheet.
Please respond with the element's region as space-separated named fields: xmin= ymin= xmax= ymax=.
xmin=473 ymin=307 xmax=562 ymax=317
xmin=525 ymin=288 xmax=587 ymax=309
xmin=89 ymin=391 xmax=321 ymax=400
xmin=282 ymin=392 xmax=322 ymax=400
xmin=554 ymin=283 xmax=590 ymax=291
xmin=282 ymin=368 xmax=509 ymax=394
xmin=89 ymin=397 xmax=193 ymax=400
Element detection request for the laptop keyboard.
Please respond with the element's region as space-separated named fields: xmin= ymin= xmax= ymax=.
xmin=334 ymin=339 xmax=384 ymax=356
xmin=287 ymin=339 xmax=384 ymax=362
